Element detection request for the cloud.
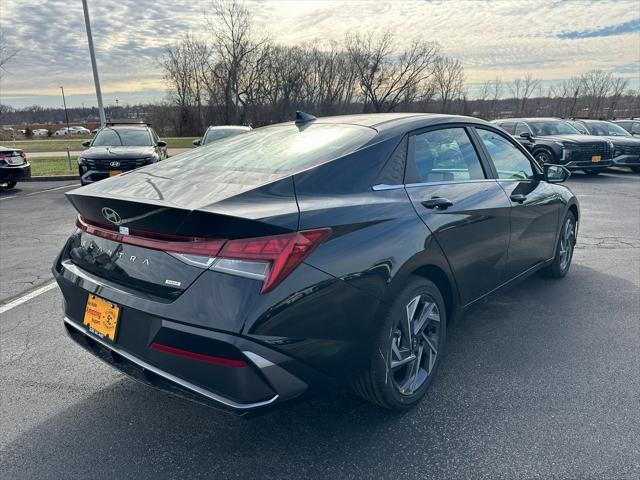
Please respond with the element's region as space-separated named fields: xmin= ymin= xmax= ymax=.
xmin=1 ymin=0 xmax=639 ymax=108
xmin=557 ymin=18 xmax=640 ymax=39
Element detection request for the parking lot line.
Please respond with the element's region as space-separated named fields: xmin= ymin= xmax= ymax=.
xmin=0 ymin=281 xmax=57 ymax=315
xmin=0 ymin=183 xmax=79 ymax=201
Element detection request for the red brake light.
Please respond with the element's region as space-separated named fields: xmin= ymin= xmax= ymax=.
xmin=20 ymin=151 xmax=26 ymax=160
xmin=219 ymin=228 xmax=331 ymax=293
xmin=76 ymin=216 xmax=225 ymax=256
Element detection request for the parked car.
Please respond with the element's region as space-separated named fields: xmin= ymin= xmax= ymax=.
xmin=568 ymin=119 xmax=640 ymax=173
xmin=32 ymin=128 xmax=49 ymax=137
xmin=54 ymin=127 xmax=76 ymax=136
xmin=0 ymin=146 xmax=31 ymax=189
xmin=193 ymin=125 xmax=251 ymax=146
xmin=70 ymin=126 xmax=91 ymax=135
xmin=54 ymin=112 xmax=579 ymax=414
xmin=613 ymin=119 xmax=640 ymax=137
xmin=491 ymin=118 xmax=614 ymax=174
xmin=77 ymin=121 xmax=167 ymax=185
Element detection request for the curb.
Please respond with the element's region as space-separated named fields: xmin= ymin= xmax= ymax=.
xmin=26 ymin=175 xmax=79 ymax=182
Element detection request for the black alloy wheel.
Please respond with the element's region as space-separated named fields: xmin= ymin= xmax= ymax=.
xmin=353 ymin=277 xmax=446 ymax=410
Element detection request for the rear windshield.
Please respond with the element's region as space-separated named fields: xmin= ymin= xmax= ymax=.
xmin=149 ymin=123 xmax=376 ymax=174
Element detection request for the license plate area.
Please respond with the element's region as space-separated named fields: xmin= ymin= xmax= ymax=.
xmin=83 ymin=294 xmax=120 ymax=341
xmin=109 ymin=170 xmax=122 ymax=177
xmin=591 ymin=156 xmax=601 ymax=163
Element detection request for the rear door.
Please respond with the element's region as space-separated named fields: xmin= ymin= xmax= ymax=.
xmin=404 ymin=126 xmax=511 ymax=305
xmin=473 ymin=127 xmax=563 ymax=278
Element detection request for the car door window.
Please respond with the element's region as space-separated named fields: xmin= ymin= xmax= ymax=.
xmin=514 ymin=123 xmax=530 ymax=136
xmin=476 ymin=129 xmax=535 ymax=180
xmin=412 ymin=128 xmax=486 ymax=183
xmin=631 ymin=122 xmax=640 ymax=135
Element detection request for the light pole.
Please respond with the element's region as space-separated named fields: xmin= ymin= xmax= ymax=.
xmin=60 ymin=86 xmax=71 ymax=133
xmin=82 ymin=0 xmax=106 ymax=126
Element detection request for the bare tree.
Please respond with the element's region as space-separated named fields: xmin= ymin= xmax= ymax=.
xmin=346 ymin=32 xmax=439 ymax=112
xmin=579 ymin=69 xmax=612 ymax=118
xmin=432 ymin=56 xmax=465 ymax=113
xmin=508 ymin=73 xmax=539 ymax=115
xmin=608 ymin=77 xmax=628 ymax=117
xmin=206 ymin=0 xmax=268 ymax=124
xmin=0 ymin=31 xmax=18 ymax=79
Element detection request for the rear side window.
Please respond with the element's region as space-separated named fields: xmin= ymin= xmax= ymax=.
xmin=146 ymin=123 xmax=375 ymax=174
xmin=411 ymin=128 xmax=486 ymax=183
xmin=476 ymin=129 xmax=534 ymax=180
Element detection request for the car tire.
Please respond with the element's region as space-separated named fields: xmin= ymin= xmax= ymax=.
xmin=540 ymin=210 xmax=577 ymax=278
xmin=352 ymin=276 xmax=446 ymax=410
xmin=1 ymin=181 xmax=17 ymax=189
xmin=533 ymin=149 xmax=553 ymax=165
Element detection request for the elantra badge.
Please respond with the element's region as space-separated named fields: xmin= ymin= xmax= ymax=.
xmin=101 ymin=207 xmax=122 ymax=225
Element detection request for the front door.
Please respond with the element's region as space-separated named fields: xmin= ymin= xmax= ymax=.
xmin=473 ymin=127 xmax=563 ymax=278
xmin=404 ymin=126 xmax=512 ymax=306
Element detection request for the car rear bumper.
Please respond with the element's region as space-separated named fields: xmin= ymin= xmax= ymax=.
xmin=0 ymin=163 xmax=31 ymax=182
xmin=612 ymin=154 xmax=640 ymax=167
xmin=53 ymin=261 xmax=332 ymax=415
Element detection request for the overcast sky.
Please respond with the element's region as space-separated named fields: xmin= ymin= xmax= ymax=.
xmin=1 ymin=0 xmax=639 ymax=109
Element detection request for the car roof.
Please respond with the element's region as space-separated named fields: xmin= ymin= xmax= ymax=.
xmin=206 ymin=125 xmax=251 ymax=132
xmin=276 ymin=113 xmax=494 ymax=136
xmin=496 ymin=117 xmax=563 ymax=123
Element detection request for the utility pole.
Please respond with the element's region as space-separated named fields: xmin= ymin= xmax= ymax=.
xmin=82 ymin=0 xmax=106 ymax=126
xmin=60 ymin=86 xmax=71 ymax=133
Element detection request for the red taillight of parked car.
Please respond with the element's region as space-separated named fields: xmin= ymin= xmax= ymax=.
xmin=76 ymin=215 xmax=331 ymax=294
xmin=218 ymin=229 xmax=332 ymax=293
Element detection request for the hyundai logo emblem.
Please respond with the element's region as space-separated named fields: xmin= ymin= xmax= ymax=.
xmin=110 ymin=161 xmax=121 ymax=167
xmin=101 ymin=207 xmax=122 ymax=225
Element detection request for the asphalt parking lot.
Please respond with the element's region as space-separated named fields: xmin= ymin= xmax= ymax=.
xmin=1 ymin=172 xmax=639 ymax=479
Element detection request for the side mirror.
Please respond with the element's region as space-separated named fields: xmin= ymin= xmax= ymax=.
xmin=81 ymin=140 xmax=91 ymax=147
xmin=544 ymin=164 xmax=570 ymax=183
xmin=192 ymin=139 xmax=201 ymax=146
xmin=156 ymin=140 xmax=167 ymax=148
xmin=519 ymin=132 xmax=532 ymax=140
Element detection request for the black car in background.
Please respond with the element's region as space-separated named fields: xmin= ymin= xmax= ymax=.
xmin=78 ymin=122 xmax=168 ymax=185
xmin=568 ymin=119 xmax=640 ymax=172
xmin=54 ymin=113 xmax=579 ymax=414
xmin=193 ymin=125 xmax=251 ymax=146
xmin=0 ymin=146 xmax=31 ymax=189
xmin=613 ymin=119 xmax=640 ymax=136
xmin=492 ymin=118 xmax=613 ymax=174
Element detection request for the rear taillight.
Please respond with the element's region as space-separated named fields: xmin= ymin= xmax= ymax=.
xmin=19 ymin=151 xmax=27 ymax=160
xmin=216 ymin=229 xmax=331 ymax=293
xmin=76 ymin=216 xmax=225 ymax=256
xmin=76 ymin=215 xmax=330 ymax=294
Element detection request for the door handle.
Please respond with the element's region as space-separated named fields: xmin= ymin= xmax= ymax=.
xmin=421 ymin=197 xmax=454 ymax=210
xmin=510 ymin=193 xmax=527 ymax=203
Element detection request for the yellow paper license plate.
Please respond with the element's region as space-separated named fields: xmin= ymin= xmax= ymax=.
xmin=591 ymin=156 xmax=601 ymax=163
xmin=83 ymin=294 xmax=120 ymax=341
xmin=109 ymin=170 xmax=122 ymax=177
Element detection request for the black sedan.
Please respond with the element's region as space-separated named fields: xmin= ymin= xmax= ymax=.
xmin=0 ymin=146 xmax=31 ymax=189
xmin=568 ymin=119 xmax=640 ymax=172
xmin=53 ymin=113 xmax=579 ymax=414
xmin=492 ymin=118 xmax=614 ymax=174
xmin=78 ymin=122 xmax=167 ymax=185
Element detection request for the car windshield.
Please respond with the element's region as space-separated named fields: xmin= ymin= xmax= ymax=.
xmin=92 ymin=128 xmax=152 ymax=146
xmin=585 ymin=121 xmax=631 ymax=137
xmin=203 ymin=128 xmax=248 ymax=145
xmin=528 ymin=121 xmax=581 ymax=136
xmin=146 ymin=123 xmax=376 ymax=174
